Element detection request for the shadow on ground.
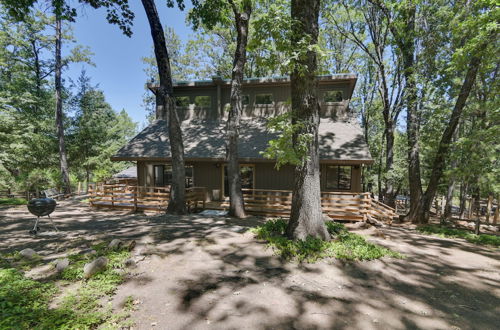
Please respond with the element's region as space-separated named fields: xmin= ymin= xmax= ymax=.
xmin=1 ymin=200 xmax=499 ymax=329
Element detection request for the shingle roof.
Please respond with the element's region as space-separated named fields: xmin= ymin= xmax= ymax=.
xmin=111 ymin=119 xmax=372 ymax=163
xmin=112 ymin=166 xmax=137 ymax=178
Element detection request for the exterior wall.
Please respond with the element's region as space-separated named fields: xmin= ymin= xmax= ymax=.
xmin=172 ymin=79 xmax=353 ymax=121
xmin=138 ymin=161 xmax=363 ymax=198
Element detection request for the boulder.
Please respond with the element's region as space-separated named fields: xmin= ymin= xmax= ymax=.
xmin=127 ymin=240 xmax=136 ymax=251
xmin=19 ymin=248 xmax=37 ymax=259
xmin=83 ymin=256 xmax=108 ymax=279
xmin=124 ymin=258 xmax=137 ymax=268
xmin=108 ymin=239 xmax=123 ymax=249
xmin=55 ymin=258 xmax=70 ymax=272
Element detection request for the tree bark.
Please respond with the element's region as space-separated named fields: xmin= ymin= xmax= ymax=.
xmin=286 ymin=0 xmax=329 ymax=241
xmin=226 ymin=0 xmax=251 ymax=218
xmin=459 ymin=182 xmax=468 ymax=219
xmin=408 ymin=50 xmax=484 ymax=224
xmin=141 ymin=0 xmax=186 ymax=214
xmin=55 ymin=14 xmax=71 ymax=194
xmin=443 ymin=178 xmax=455 ymax=220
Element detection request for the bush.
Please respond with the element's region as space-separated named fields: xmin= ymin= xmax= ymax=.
xmin=0 ymin=198 xmax=27 ymax=205
xmin=417 ymin=225 xmax=500 ymax=247
xmin=250 ymin=218 xmax=402 ymax=262
xmin=0 ymin=242 xmax=132 ymax=329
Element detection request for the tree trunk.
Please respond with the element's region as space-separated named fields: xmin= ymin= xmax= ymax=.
xmin=286 ymin=0 xmax=329 ymax=241
xmin=408 ymin=50 xmax=484 ymax=224
xmin=226 ymin=1 xmax=252 ymax=218
xmin=459 ymin=182 xmax=468 ymax=219
xmin=384 ymin=120 xmax=396 ymax=207
xmin=55 ymin=14 xmax=71 ymax=194
xmin=444 ymin=179 xmax=455 ymax=220
xmin=141 ymin=0 xmax=186 ymax=214
xmin=485 ymin=193 xmax=493 ymax=224
xmin=494 ymin=194 xmax=499 ymax=225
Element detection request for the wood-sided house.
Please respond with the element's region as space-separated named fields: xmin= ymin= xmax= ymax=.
xmin=111 ymin=74 xmax=373 ymax=202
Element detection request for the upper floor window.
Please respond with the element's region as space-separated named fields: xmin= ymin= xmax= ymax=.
xmin=324 ymin=90 xmax=343 ymax=103
xmin=175 ymin=96 xmax=190 ymax=108
xmin=242 ymin=95 xmax=250 ymax=105
xmin=326 ymin=165 xmax=351 ymax=190
xmin=255 ymin=93 xmax=273 ymax=105
xmin=194 ymin=96 xmax=211 ymax=108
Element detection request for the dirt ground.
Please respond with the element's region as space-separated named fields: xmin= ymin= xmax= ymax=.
xmin=1 ymin=199 xmax=499 ymax=330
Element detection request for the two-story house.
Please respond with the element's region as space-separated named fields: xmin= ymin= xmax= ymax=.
xmin=111 ymin=74 xmax=373 ymax=201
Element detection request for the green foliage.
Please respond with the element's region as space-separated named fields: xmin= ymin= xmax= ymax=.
xmin=417 ymin=225 xmax=500 ymax=247
xmin=261 ymin=112 xmax=313 ymax=168
xmin=0 ymin=197 xmax=27 ymax=205
xmin=251 ymin=218 xmax=403 ymax=262
xmin=0 ymin=241 xmax=131 ymax=329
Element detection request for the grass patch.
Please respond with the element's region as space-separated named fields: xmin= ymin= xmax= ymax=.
xmin=0 ymin=242 xmax=132 ymax=329
xmin=417 ymin=224 xmax=500 ymax=247
xmin=0 ymin=197 xmax=27 ymax=205
xmin=250 ymin=218 xmax=403 ymax=263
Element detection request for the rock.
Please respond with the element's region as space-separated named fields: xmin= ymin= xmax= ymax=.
xmin=127 ymin=240 xmax=136 ymax=251
xmin=83 ymin=257 xmax=108 ymax=279
xmin=124 ymin=258 xmax=137 ymax=268
xmin=55 ymin=258 xmax=70 ymax=272
xmin=373 ymin=229 xmax=386 ymax=239
xmin=19 ymin=248 xmax=37 ymax=259
xmin=79 ymin=248 xmax=97 ymax=256
xmin=108 ymin=239 xmax=123 ymax=249
xmin=352 ymin=221 xmax=370 ymax=229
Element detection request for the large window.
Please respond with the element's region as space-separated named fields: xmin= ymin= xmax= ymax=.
xmin=223 ymin=164 xmax=254 ymax=197
xmin=324 ymin=90 xmax=343 ymax=103
xmin=175 ymin=96 xmax=190 ymax=108
xmin=242 ymin=95 xmax=250 ymax=105
xmin=326 ymin=166 xmax=351 ymax=190
xmin=255 ymin=93 xmax=273 ymax=105
xmin=194 ymin=96 xmax=211 ymax=108
xmin=153 ymin=165 xmax=193 ymax=188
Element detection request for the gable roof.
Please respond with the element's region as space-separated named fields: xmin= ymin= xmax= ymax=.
xmin=112 ymin=119 xmax=373 ymax=164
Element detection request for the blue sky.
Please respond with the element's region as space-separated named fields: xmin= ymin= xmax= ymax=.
xmin=66 ymin=2 xmax=194 ymax=127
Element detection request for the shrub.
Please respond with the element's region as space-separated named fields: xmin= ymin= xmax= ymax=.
xmin=417 ymin=225 xmax=500 ymax=247
xmin=250 ymin=218 xmax=402 ymax=262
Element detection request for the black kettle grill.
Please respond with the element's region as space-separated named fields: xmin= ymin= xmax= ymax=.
xmin=27 ymin=198 xmax=58 ymax=235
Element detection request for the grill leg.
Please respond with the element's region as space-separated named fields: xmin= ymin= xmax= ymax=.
xmin=30 ymin=217 xmax=40 ymax=235
xmin=47 ymin=215 xmax=59 ymax=232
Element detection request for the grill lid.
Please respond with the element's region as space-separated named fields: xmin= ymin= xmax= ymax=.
xmin=27 ymin=198 xmax=57 ymax=217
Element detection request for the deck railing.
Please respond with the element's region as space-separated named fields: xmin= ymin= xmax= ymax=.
xmin=219 ymin=189 xmax=397 ymax=222
xmin=88 ymin=183 xmax=206 ymax=212
xmin=88 ymin=184 xmax=397 ymax=222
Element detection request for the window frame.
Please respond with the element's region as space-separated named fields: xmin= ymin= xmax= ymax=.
xmin=153 ymin=164 xmax=194 ymax=188
xmin=254 ymin=93 xmax=274 ymax=105
xmin=222 ymin=164 xmax=255 ymax=197
xmin=325 ymin=165 xmax=352 ymax=191
xmin=194 ymin=95 xmax=212 ymax=109
xmin=323 ymin=90 xmax=344 ymax=103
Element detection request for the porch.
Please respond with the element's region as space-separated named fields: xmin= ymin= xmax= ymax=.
xmin=88 ymin=184 xmax=396 ymax=222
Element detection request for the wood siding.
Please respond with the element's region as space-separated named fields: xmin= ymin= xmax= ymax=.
xmin=138 ymin=160 xmax=363 ymax=199
xmin=172 ymin=80 xmax=352 ymax=121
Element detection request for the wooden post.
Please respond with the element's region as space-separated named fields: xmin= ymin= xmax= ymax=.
xmin=77 ymin=182 xmax=81 ymax=195
xmin=133 ymin=186 xmax=138 ymax=212
xmin=485 ymin=194 xmax=493 ymax=224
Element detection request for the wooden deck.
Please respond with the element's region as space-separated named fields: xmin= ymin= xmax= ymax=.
xmin=88 ymin=183 xmax=206 ymax=212
xmin=88 ymin=184 xmax=397 ymax=222
xmin=209 ymin=189 xmax=397 ymax=222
